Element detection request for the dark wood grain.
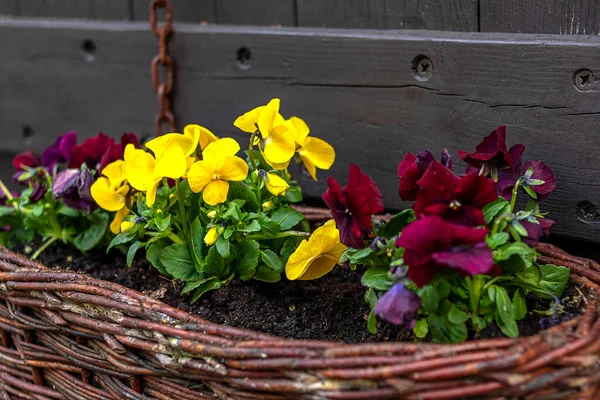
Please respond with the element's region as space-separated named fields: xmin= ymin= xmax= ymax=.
xmin=480 ymin=0 xmax=600 ymax=34
xmin=0 ymin=0 xmax=17 ymax=15
xmin=1 ymin=20 xmax=600 ymax=241
xmin=131 ymin=0 xmax=216 ymax=23
xmin=13 ymin=0 xmax=130 ymax=20
xmin=216 ymin=0 xmax=296 ymax=26
xmin=296 ymin=0 xmax=478 ymax=30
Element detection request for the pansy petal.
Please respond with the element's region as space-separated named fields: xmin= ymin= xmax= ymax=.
xmin=299 ymin=155 xmax=317 ymax=180
xmin=91 ymin=177 xmax=128 ymax=211
xmin=257 ymin=98 xmax=280 ymax=139
xmin=101 ymin=160 xmax=126 ymax=187
xmin=146 ymin=180 xmax=160 ymax=207
xmin=431 ymin=243 xmax=494 ymax=276
xmin=202 ymin=138 xmax=241 ymax=163
xmin=285 ymin=239 xmax=317 ymax=280
xmin=263 ymin=125 xmax=295 ymax=164
xmin=153 ymin=144 xmax=187 ymax=179
xmin=125 ymin=149 xmax=155 ymax=191
xmin=298 ymin=137 xmax=335 ymax=170
xmin=265 ymin=172 xmax=289 ymax=196
xmin=110 ymin=206 xmax=130 ymax=234
xmin=203 ymin=179 xmax=229 ymax=206
xmin=217 ymin=156 xmax=249 ymax=182
xmin=234 ymin=105 xmax=263 ymax=133
xmin=288 ymin=116 xmax=310 ymax=144
xmin=196 ymin=125 xmax=219 ymax=150
xmin=183 ymin=125 xmax=201 ymax=151
xmin=187 ymin=161 xmax=214 ymax=193
xmin=296 ymin=254 xmax=339 ymax=280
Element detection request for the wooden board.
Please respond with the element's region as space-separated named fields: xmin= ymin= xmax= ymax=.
xmin=5 ymin=0 xmax=130 ymax=20
xmin=480 ymin=0 xmax=600 ymax=34
xmin=1 ymin=20 xmax=600 ymax=242
xmin=0 ymin=0 xmax=17 ymax=15
xmin=216 ymin=0 xmax=296 ymax=26
xmin=296 ymin=0 xmax=478 ymax=30
xmin=131 ymin=0 xmax=216 ymax=23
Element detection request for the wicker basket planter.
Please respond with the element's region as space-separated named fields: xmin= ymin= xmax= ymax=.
xmin=0 ymin=242 xmax=598 ymax=400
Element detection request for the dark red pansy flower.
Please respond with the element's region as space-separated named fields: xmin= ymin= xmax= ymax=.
xmin=374 ymin=283 xmax=421 ymax=329
xmin=396 ymin=216 xmax=494 ymax=287
xmin=323 ymin=164 xmax=384 ymax=248
xmin=41 ymin=131 xmax=77 ymax=171
xmin=398 ymin=149 xmax=452 ymax=201
xmin=458 ymin=126 xmax=518 ymax=169
xmin=522 ymin=160 xmax=556 ymax=200
xmin=68 ymin=133 xmax=116 ymax=170
xmin=99 ymin=133 xmax=141 ymax=173
xmin=521 ymin=218 xmax=555 ymax=246
xmin=12 ymin=151 xmax=40 ymax=171
xmin=414 ymin=160 xmax=497 ymax=226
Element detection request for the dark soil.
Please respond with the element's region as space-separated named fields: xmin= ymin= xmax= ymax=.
xmin=17 ymin=241 xmax=582 ymax=344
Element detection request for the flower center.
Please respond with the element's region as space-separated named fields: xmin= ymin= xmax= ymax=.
xmin=449 ymin=200 xmax=462 ymax=210
xmin=213 ymin=174 xmax=220 ymax=180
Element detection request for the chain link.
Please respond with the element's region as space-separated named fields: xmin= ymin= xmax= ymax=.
xmin=150 ymin=0 xmax=175 ymax=136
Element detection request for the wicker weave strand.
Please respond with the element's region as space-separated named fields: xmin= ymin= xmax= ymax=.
xmin=0 ymin=241 xmax=598 ymax=399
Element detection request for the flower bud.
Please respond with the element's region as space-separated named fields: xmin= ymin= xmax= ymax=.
xmin=265 ymin=172 xmax=289 ymax=196
xmin=207 ymin=210 xmax=217 ymax=219
xmin=120 ymin=221 xmax=135 ymax=232
xmin=204 ymin=226 xmax=221 ymax=246
xmin=262 ymin=200 xmax=274 ymax=211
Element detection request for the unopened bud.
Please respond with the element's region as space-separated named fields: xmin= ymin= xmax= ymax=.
xmin=262 ymin=200 xmax=274 ymax=211
xmin=207 ymin=210 xmax=217 ymax=219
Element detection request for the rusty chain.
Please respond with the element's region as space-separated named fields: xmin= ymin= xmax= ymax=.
xmin=150 ymin=0 xmax=175 ymax=136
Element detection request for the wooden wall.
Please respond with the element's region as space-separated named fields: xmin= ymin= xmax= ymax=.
xmin=1 ymin=0 xmax=600 ymax=244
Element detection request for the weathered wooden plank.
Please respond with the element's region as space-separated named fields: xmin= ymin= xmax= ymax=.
xmin=216 ymin=0 xmax=296 ymax=26
xmin=1 ymin=20 xmax=600 ymax=242
xmin=15 ymin=0 xmax=130 ymax=20
xmin=480 ymin=0 xmax=600 ymax=35
xmin=296 ymin=0 xmax=478 ymax=30
xmin=0 ymin=0 xmax=17 ymax=15
xmin=131 ymin=0 xmax=216 ymax=23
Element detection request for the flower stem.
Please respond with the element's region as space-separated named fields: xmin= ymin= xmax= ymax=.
xmin=470 ymin=275 xmax=484 ymax=313
xmin=246 ymin=230 xmax=310 ymax=241
xmin=0 ymin=180 xmax=13 ymax=201
xmin=248 ymin=132 xmax=259 ymax=171
xmin=168 ymin=232 xmax=183 ymax=244
xmin=175 ymin=179 xmax=189 ymax=239
xmin=31 ymin=236 xmax=58 ymax=260
xmin=509 ymin=179 xmax=521 ymax=213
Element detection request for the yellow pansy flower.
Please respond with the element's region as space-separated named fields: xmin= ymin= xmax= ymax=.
xmin=145 ymin=130 xmax=198 ymax=180
xmin=285 ymin=220 xmax=347 ymax=280
xmin=285 ymin=116 xmax=335 ymax=180
xmin=204 ymin=226 xmax=220 ymax=246
xmin=124 ymin=144 xmax=162 ymax=207
xmin=264 ymin=172 xmax=289 ymax=196
xmin=185 ymin=124 xmax=218 ymax=151
xmin=90 ymin=160 xmax=132 ymax=234
xmin=233 ymin=98 xmax=295 ymax=165
xmin=187 ymin=138 xmax=249 ymax=206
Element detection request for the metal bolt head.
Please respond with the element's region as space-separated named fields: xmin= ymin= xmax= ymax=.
xmin=412 ymin=55 xmax=433 ymax=82
xmin=573 ymin=69 xmax=594 ymax=92
xmin=576 ymin=201 xmax=597 ymax=222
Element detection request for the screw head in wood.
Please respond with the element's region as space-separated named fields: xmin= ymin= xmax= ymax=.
xmin=573 ymin=69 xmax=594 ymax=92
xmin=411 ymin=55 xmax=433 ymax=82
xmin=576 ymin=201 xmax=597 ymax=222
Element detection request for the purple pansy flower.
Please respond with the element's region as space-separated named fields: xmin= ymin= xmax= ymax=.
xmin=52 ymin=168 xmax=96 ymax=213
xmin=41 ymin=131 xmax=77 ymax=171
xmin=520 ymin=218 xmax=555 ymax=246
xmin=374 ymin=283 xmax=421 ymax=329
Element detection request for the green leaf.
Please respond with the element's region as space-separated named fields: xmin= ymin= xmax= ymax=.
xmin=237 ymin=240 xmax=260 ymax=280
xmin=448 ymin=306 xmax=469 ymax=324
xmin=446 ymin=321 xmax=468 ymax=343
xmin=280 ymin=237 xmax=299 ymax=266
xmin=494 ymin=242 xmax=537 ymax=261
xmin=494 ymin=286 xmax=519 ymax=338
xmin=483 ymin=197 xmax=510 ymax=224
xmin=261 ymin=249 xmax=283 ymax=272
xmin=155 ymin=214 xmax=171 ymax=231
xmin=539 ymin=264 xmax=570 ymax=298
xmin=486 ymin=232 xmax=510 ymax=249
xmin=497 ymin=253 xmax=528 ymax=274
xmin=367 ymin=310 xmax=378 ymax=334
xmin=228 ymin=182 xmax=259 ymax=211
xmin=222 ymin=202 xmax=243 ymax=222
xmin=32 ymin=202 xmax=44 ymax=217
xmin=239 ymin=220 xmax=261 ymax=233
xmin=191 ymin=277 xmax=222 ymax=302
xmin=516 ymin=265 xmax=541 ymax=287
xmin=56 ymin=204 xmax=80 ymax=217
xmin=379 ymin=209 xmax=416 ymax=237
xmin=348 ymin=247 xmax=374 ymax=261
xmin=126 ymin=241 xmax=143 ymax=267
xmin=258 ymin=215 xmax=280 ymax=237
xmin=74 ymin=211 xmax=109 ymax=252
xmin=361 ymin=266 xmax=394 ymax=291
xmin=204 ymin=246 xmax=226 ymax=278
xmin=471 ymin=315 xmax=487 ymax=331
xmin=189 ymin=218 xmax=205 ymax=272
xmin=147 ymin=241 xmax=168 ymax=275
xmin=513 ymin=289 xmax=527 ymax=320
xmin=216 ymin=237 xmax=231 ymax=258
xmin=223 ymin=227 xmax=234 ymax=239
xmin=413 ymin=319 xmax=428 ymax=338
xmin=107 ymin=230 xmax=137 ymax=252
xmin=420 ymin=285 xmax=440 ymax=313
xmin=364 ymin=288 xmax=378 ymax=308
xmin=160 ymin=243 xmax=199 ymax=281
xmin=271 ymin=207 xmax=305 ymax=230
xmin=253 ymin=264 xmax=281 ymax=282
xmin=283 ymin=186 xmax=303 ymax=203
xmin=523 ymin=184 xmax=538 ymax=199
xmin=182 ymin=280 xmax=204 ymax=295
